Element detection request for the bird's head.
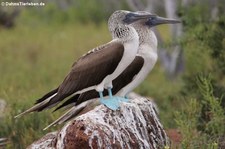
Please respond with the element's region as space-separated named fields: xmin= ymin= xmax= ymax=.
xmin=108 ymin=10 xmax=155 ymax=33
xmin=108 ymin=10 xmax=155 ymax=40
xmin=145 ymin=15 xmax=181 ymax=27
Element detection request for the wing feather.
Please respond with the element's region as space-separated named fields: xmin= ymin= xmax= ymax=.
xmin=54 ymin=56 xmax=144 ymax=110
xmin=38 ymin=41 xmax=124 ymax=111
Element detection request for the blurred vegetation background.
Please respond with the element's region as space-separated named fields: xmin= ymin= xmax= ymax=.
xmin=0 ymin=0 xmax=224 ymax=148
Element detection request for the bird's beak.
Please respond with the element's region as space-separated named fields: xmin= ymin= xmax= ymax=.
xmin=146 ymin=16 xmax=181 ymax=27
xmin=123 ymin=12 xmax=156 ymax=24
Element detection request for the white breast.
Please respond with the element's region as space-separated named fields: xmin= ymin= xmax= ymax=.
xmin=116 ymin=43 xmax=158 ymax=97
xmin=95 ymin=28 xmax=140 ymax=92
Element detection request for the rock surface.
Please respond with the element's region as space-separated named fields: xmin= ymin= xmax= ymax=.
xmin=27 ymin=132 xmax=58 ymax=149
xmin=28 ymin=97 xmax=169 ymax=149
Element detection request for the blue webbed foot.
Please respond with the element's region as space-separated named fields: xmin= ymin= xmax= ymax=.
xmin=98 ymin=89 xmax=129 ymax=110
xmin=99 ymin=96 xmax=120 ymax=110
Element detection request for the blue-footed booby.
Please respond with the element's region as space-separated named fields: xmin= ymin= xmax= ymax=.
xmin=15 ymin=10 xmax=155 ymax=118
xmin=44 ymin=15 xmax=181 ymax=130
xmin=50 ymin=15 xmax=181 ymax=123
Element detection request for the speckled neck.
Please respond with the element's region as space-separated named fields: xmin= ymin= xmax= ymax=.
xmin=132 ymin=23 xmax=158 ymax=49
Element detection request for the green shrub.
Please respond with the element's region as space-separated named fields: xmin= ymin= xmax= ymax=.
xmin=175 ymin=75 xmax=225 ymax=148
xmin=173 ymin=3 xmax=225 ymax=148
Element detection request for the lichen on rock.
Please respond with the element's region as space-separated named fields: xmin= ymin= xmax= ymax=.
xmin=29 ymin=97 xmax=169 ymax=149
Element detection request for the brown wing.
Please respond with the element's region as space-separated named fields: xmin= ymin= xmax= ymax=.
xmin=111 ymin=55 xmax=144 ymax=94
xmin=78 ymin=56 xmax=144 ymax=102
xmin=38 ymin=41 xmax=124 ymax=111
xmin=54 ymin=56 xmax=144 ymax=110
xmin=58 ymin=41 xmax=124 ymax=96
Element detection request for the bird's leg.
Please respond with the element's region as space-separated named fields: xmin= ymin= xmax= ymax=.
xmin=106 ymin=87 xmax=120 ymax=110
xmin=107 ymin=88 xmax=113 ymax=98
xmin=97 ymin=84 xmax=119 ymax=110
xmin=98 ymin=88 xmax=119 ymax=110
xmin=98 ymin=88 xmax=129 ymax=110
xmin=99 ymin=91 xmax=104 ymax=102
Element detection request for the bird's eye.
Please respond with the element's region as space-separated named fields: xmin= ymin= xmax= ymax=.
xmin=149 ymin=17 xmax=154 ymax=20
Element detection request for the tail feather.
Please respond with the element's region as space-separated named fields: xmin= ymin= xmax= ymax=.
xmin=14 ymin=93 xmax=57 ymax=118
xmin=33 ymin=91 xmax=80 ymax=112
xmin=35 ymin=88 xmax=58 ymax=104
xmin=53 ymin=90 xmax=102 ymax=112
xmin=53 ymin=94 xmax=80 ymax=112
xmin=35 ymin=94 xmax=66 ymax=111
xmin=75 ymin=90 xmax=105 ymax=105
xmin=43 ymin=101 xmax=90 ymax=130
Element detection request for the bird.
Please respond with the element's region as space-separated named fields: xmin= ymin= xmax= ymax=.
xmin=56 ymin=14 xmax=181 ymax=108
xmin=15 ymin=10 xmax=155 ymax=118
xmin=43 ymin=15 xmax=181 ymax=129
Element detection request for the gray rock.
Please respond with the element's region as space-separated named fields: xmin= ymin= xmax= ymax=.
xmin=28 ymin=97 xmax=168 ymax=149
xmin=27 ymin=132 xmax=57 ymax=149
